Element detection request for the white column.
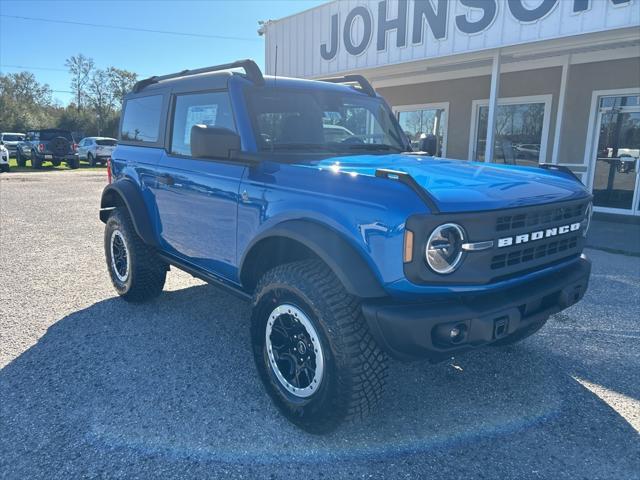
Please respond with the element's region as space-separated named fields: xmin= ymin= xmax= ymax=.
xmin=551 ymin=54 xmax=571 ymax=165
xmin=484 ymin=49 xmax=502 ymax=163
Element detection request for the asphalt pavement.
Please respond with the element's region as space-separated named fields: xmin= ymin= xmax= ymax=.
xmin=1 ymin=169 xmax=639 ymax=479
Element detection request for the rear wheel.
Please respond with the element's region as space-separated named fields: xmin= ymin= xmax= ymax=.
xmin=104 ymin=209 xmax=167 ymax=302
xmin=31 ymin=153 xmax=42 ymax=169
xmin=0 ymin=164 xmax=9 ymax=173
xmin=88 ymin=153 xmax=96 ymax=167
xmin=68 ymin=157 xmax=80 ymax=169
xmin=250 ymin=259 xmax=387 ymax=433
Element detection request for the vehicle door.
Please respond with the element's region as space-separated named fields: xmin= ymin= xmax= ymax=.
xmin=152 ymin=89 xmax=244 ymax=280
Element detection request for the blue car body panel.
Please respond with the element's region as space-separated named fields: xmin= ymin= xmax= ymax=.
xmin=110 ymin=73 xmax=592 ymax=300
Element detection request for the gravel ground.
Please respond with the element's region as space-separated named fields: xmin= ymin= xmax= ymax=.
xmin=1 ymin=170 xmax=639 ymax=479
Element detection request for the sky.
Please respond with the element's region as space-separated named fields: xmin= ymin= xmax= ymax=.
xmin=0 ymin=0 xmax=328 ymax=105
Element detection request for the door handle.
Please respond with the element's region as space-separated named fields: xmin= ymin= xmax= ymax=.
xmin=158 ymin=174 xmax=175 ymax=186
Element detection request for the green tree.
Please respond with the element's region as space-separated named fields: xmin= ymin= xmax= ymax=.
xmin=108 ymin=67 xmax=138 ymax=106
xmin=0 ymin=72 xmax=56 ymax=131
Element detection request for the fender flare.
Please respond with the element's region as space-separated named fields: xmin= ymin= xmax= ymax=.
xmin=99 ymin=179 xmax=158 ymax=247
xmin=240 ymin=220 xmax=387 ymax=299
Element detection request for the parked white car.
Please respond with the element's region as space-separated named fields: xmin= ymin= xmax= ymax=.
xmin=0 ymin=132 xmax=25 ymax=158
xmin=0 ymin=142 xmax=10 ymax=172
xmin=77 ymin=137 xmax=117 ymax=166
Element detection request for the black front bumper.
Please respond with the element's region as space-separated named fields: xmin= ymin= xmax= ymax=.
xmin=362 ymin=255 xmax=591 ymax=361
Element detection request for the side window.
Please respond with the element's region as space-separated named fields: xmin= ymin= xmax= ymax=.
xmin=121 ymin=95 xmax=163 ymax=143
xmin=170 ymin=91 xmax=235 ymax=157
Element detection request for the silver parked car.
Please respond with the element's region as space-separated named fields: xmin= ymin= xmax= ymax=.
xmin=77 ymin=137 xmax=117 ymax=166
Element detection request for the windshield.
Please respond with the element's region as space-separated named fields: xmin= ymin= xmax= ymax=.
xmin=96 ymin=139 xmax=117 ymax=146
xmin=246 ymin=88 xmax=408 ymax=153
xmin=2 ymin=134 xmax=24 ymax=142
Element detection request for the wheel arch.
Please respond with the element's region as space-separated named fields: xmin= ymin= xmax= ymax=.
xmin=239 ymin=220 xmax=387 ymax=299
xmin=99 ymin=179 xmax=158 ymax=247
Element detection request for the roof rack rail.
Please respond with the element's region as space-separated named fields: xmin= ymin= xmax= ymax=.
xmin=132 ymin=59 xmax=264 ymax=93
xmin=318 ymin=74 xmax=376 ymax=97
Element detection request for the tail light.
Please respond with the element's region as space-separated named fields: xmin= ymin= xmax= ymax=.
xmin=38 ymin=143 xmax=45 ymax=152
xmin=106 ymin=157 xmax=112 ymax=184
xmin=72 ymin=143 xmax=78 ymax=152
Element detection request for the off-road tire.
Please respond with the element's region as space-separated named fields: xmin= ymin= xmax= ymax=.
xmin=104 ymin=209 xmax=167 ymax=302
xmin=250 ymin=259 xmax=387 ymax=433
xmin=31 ymin=153 xmax=42 ymax=169
xmin=88 ymin=153 xmax=96 ymax=167
xmin=68 ymin=157 xmax=80 ymax=169
xmin=0 ymin=164 xmax=9 ymax=173
xmin=16 ymin=150 xmax=26 ymax=167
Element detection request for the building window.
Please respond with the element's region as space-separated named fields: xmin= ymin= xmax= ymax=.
xmin=394 ymin=103 xmax=448 ymax=156
xmin=471 ymin=95 xmax=552 ymax=166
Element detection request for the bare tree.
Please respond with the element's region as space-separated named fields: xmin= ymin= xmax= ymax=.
xmin=87 ymin=69 xmax=115 ymax=135
xmin=65 ymin=54 xmax=95 ymax=112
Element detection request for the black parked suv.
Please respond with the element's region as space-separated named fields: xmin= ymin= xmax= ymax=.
xmin=16 ymin=129 xmax=79 ymax=169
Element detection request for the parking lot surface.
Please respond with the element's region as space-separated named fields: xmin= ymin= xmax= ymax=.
xmin=1 ymin=170 xmax=639 ymax=479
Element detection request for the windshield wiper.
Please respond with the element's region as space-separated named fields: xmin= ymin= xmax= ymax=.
xmin=345 ymin=144 xmax=403 ymax=152
xmin=269 ymin=143 xmax=335 ymax=152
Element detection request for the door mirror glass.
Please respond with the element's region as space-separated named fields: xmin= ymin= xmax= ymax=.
xmin=190 ymin=125 xmax=240 ymax=160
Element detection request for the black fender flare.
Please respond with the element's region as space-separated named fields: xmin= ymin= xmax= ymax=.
xmin=239 ymin=220 xmax=387 ymax=299
xmin=99 ymin=179 xmax=158 ymax=247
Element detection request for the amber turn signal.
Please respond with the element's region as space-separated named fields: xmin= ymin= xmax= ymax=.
xmin=403 ymin=229 xmax=414 ymax=263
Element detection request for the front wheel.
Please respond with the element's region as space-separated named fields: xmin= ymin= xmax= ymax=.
xmin=104 ymin=209 xmax=167 ymax=302
xmin=16 ymin=150 xmax=26 ymax=167
xmin=250 ymin=259 xmax=387 ymax=433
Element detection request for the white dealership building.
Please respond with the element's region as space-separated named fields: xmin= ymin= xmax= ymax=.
xmin=261 ymin=0 xmax=640 ymax=218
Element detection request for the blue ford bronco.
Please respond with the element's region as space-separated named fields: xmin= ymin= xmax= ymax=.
xmin=100 ymin=60 xmax=593 ymax=432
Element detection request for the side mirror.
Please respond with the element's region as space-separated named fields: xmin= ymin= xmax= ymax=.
xmin=191 ymin=125 xmax=241 ymax=160
xmin=419 ymin=134 xmax=438 ymax=156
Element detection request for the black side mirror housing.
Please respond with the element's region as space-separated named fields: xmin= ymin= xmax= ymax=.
xmin=419 ymin=134 xmax=438 ymax=156
xmin=191 ymin=125 xmax=241 ymax=160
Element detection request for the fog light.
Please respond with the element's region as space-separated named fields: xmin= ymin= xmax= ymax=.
xmin=449 ymin=323 xmax=467 ymax=343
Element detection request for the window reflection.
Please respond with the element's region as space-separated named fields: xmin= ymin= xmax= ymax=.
xmin=475 ymin=102 xmax=546 ymax=167
xmin=397 ymin=108 xmax=446 ymax=156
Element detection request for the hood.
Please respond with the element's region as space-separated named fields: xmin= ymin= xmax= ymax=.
xmin=299 ymin=154 xmax=589 ymax=213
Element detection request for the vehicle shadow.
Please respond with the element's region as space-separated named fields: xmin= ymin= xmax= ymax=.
xmin=1 ymin=284 xmax=638 ymax=477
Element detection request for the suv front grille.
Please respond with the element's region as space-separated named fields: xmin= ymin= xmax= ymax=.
xmin=490 ymin=235 xmax=579 ymax=270
xmin=496 ymin=203 xmax=585 ymax=232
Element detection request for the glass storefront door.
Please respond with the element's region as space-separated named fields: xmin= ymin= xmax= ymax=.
xmin=591 ymin=94 xmax=640 ymax=215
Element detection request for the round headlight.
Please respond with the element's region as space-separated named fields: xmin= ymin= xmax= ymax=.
xmin=425 ymin=223 xmax=465 ymax=274
xmin=582 ymin=201 xmax=593 ymax=238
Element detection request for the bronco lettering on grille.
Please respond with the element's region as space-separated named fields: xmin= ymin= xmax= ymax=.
xmin=497 ymin=222 xmax=581 ymax=248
